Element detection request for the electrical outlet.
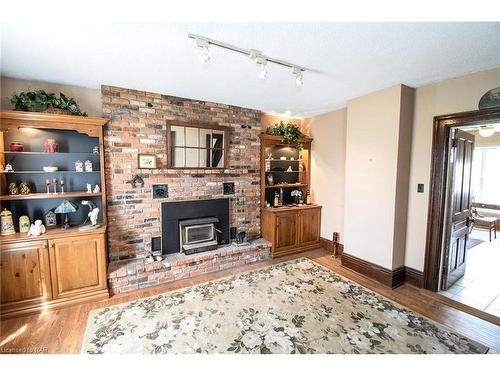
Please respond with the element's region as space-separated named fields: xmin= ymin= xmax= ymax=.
xmin=417 ymin=184 xmax=424 ymax=193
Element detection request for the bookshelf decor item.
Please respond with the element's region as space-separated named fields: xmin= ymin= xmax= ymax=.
xmin=55 ymin=199 xmax=78 ymax=230
xmin=0 ymin=110 xmax=109 ymax=319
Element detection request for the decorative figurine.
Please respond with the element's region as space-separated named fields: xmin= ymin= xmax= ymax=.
xmin=267 ymin=174 xmax=274 ymax=186
xmin=286 ymin=165 xmax=293 ymax=172
xmin=19 ymin=215 xmax=30 ymax=233
xmin=92 ymin=146 xmax=99 ymax=154
xmin=28 ymin=220 xmax=46 ymax=236
xmin=4 ymin=163 xmax=14 ymax=172
xmin=84 ymin=160 xmax=93 ymax=172
xmin=75 ymin=160 xmax=84 ymax=172
xmin=19 ymin=181 xmax=31 ymax=195
xmin=46 ymin=179 xmax=51 ymax=194
xmin=298 ymin=162 xmax=304 ymax=172
xmin=1 ymin=209 xmax=16 ymax=236
xmin=86 ymin=183 xmax=92 ymax=193
xmin=8 ymin=182 xmax=19 ymax=195
xmin=44 ymin=209 xmax=57 ymax=228
xmin=44 ymin=138 xmax=59 ymax=153
xmin=127 ymin=175 xmax=144 ymax=188
xmin=52 ymin=178 xmax=58 ymax=194
xmin=93 ymin=185 xmax=100 ymax=193
xmin=9 ymin=142 xmax=23 ymax=152
xmin=79 ymin=200 xmax=101 ymax=231
xmin=60 ymin=179 xmax=65 ymax=194
xmin=54 ymin=200 xmax=78 ymax=229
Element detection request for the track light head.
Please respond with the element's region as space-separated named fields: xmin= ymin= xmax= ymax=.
xmin=195 ymin=38 xmax=211 ymax=63
xmin=292 ymin=67 xmax=303 ymax=87
xmin=256 ymin=57 xmax=268 ymax=80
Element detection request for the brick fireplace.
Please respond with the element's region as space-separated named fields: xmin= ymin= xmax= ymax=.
xmin=101 ymin=85 xmax=270 ymax=294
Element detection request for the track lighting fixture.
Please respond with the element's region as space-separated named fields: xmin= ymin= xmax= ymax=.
xmin=256 ymin=57 xmax=268 ymax=80
xmin=292 ymin=67 xmax=304 ymax=87
xmin=259 ymin=62 xmax=268 ymax=80
xmin=188 ymin=33 xmax=308 ymax=86
xmin=195 ymin=38 xmax=210 ymax=63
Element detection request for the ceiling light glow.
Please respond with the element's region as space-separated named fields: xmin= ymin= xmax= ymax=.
xmin=478 ymin=126 xmax=495 ymax=137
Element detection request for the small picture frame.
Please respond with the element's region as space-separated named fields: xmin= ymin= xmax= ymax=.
xmin=138 ymin=154 xmax=157 ymax=169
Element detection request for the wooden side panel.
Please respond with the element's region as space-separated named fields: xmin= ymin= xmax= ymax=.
xmin=0 ymin=240 xmax=52 ymax=305
xmin=299 ymin=207 xmax=321 ymax=246
xmin=49 ymin=234 xmax=107 ymax=300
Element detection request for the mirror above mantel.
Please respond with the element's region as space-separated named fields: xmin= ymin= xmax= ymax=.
xmin=166 ymin=120 xmax=228 ymax=169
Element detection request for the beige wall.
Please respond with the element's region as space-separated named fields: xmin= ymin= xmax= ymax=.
xmin=0 ymin=76 xmax=101 ymax=116
xmin=343 ymin=84 xmax=413 ymax=270
xmin=309 ymin=108 xmax=347 ymax=240
xmin=260 ymin=114 xmax=310 ymax=135
xmin=405 ymin=67 xmax=500 ymax=271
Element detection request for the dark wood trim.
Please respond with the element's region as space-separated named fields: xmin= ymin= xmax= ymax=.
xmin=341 ymin=253 xmax=405 ymax=288
xmin=320 ymin=236 xmax=344 ymax=257
xmin=405 ymin=267 xmax=424 ymax=288
xmin=320 ymin=237 xmax=334 ymax=252
xmin=424 ymin=107 xmax=500 ymax=292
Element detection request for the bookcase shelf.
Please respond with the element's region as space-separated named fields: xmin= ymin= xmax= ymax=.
xmin=0 ymin=191 xmax=102 ymax=201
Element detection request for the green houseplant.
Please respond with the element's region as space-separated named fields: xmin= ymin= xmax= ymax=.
xmin=9 ymin=90 xmax=87 ymax=116
xmin=265 ymin=120 xmax=305 ymax=150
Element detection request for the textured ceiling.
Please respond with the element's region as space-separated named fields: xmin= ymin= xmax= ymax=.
xmin=1 ymin=22 xmax=499 ymax=116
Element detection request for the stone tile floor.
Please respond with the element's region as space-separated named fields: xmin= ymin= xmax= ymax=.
xmin=439 ymin=228 xmax=500 ymax=318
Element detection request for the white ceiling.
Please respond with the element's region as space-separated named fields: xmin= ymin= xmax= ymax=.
xmin=1 ymin=22 xmax=499 ymax=117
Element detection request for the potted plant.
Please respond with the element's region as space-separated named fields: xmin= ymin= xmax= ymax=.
xmin=265 ymin=120 xmax=305 ymax=150
xmin=9 ymin=90 xmax=87 ymax=116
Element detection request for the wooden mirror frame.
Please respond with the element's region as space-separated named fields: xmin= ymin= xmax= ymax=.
xmin=166 ymin=120 xmax=229 ymax=170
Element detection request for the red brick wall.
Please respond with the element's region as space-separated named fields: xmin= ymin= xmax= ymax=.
xmin=101 ymin=85 xmax=262 ymax=261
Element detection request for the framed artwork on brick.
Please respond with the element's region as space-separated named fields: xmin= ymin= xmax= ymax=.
xmin=138 ymin=154 xmax=157 ymax=169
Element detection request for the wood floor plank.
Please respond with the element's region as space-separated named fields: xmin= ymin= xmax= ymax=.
xmin=1 ymin=248 xmax=499 ymax=354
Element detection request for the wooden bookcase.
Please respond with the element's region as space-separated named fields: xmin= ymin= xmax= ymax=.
xmin=0 ymin=111 xmax=109 ymax=318
xmin=259 ymin=134 xmax=321 ymax=258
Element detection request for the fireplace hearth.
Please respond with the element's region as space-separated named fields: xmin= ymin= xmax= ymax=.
xmin=161 ymin=198 xmax=230 ymax=255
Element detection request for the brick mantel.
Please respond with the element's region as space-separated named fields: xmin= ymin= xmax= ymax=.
xmin=102 ymin=85 xmax=262 ymax=262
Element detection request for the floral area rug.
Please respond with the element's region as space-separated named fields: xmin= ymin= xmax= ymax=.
xmin=82 ymin=258 xmax=488 ymax=354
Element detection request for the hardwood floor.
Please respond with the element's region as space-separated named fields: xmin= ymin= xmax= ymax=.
xmin=1 ymin=248 xmax=499 ymax=354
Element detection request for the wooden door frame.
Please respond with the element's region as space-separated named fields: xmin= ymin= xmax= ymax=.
xmin=424 ymin=107 xmax=500 ymax=291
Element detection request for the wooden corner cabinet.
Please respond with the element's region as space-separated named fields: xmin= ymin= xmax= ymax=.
xmin=259 ymin=134 xmax=321 ymax=257
xmin=0 ymin=111 xmax=109 ymax=319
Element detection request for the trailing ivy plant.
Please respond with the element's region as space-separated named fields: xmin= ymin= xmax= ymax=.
xmin=9 ymin=90 xmax=87 ymax=116
xmin=265 ymin=120 xmax=305 ymax=150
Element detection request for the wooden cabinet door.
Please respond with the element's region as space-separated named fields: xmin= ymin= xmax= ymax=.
xmin=275 ymin=212 xmax=298 ymax=252
xmin=48 ymin=234 xmax=107 ymax=300
xmin=298 ymin=208 xmax=321 ymax=246
xmin=0 ymin=240 xmax=52 ymax=307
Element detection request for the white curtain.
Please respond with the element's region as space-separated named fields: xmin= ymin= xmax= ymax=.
xmin=471 ymin=147 xmax=500 ymax=205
